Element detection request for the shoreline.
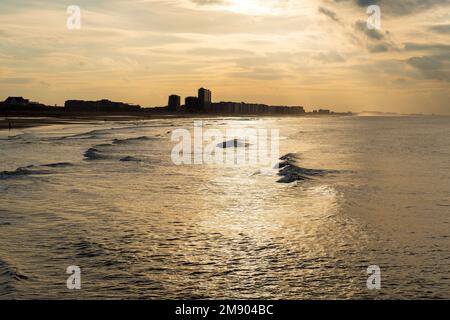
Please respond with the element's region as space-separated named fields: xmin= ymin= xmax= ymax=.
xmin=1 ymin=112 xmax=441 ymax=131
xmin=0 ymin=112 xmax=353 ymax=131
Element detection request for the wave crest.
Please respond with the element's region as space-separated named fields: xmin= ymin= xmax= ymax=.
xmin=276 ymin=153 xmax=337 ymax=183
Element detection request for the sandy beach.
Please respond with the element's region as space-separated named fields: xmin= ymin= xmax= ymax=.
xmin=0 ymin=114 xmax=174 ymax=130
xmin=0 ymin=112 xmax=331 ymax=131
xmin=0 ymin=118 xmax=87 ymax=130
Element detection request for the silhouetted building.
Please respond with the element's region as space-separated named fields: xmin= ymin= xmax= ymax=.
xmin=165 ymin=87 xmax=306 ymax=115
xmin=65 ymin=99 xmax=141 ymax=112
xmin=4 ymin=97 xmax=30 ymax=106
xmin=1 ymin=96 xmax=50 ymax=111
xmin=211 ymin=101 xmax=305 ymax=115
xmin=185 ymin=96 xmax=199 ymax=113
xmin=198 ymin=88 xmax=212 ymax=112
xmin=168 ymin=95 xmax=181 ymax=112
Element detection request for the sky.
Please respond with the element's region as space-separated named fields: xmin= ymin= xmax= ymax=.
xmin=0 ymin=0 xmax=449 ymax=114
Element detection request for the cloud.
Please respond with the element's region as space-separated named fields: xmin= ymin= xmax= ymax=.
xmin=407 ymin=56 xmax=450 ymax=81
xmin=429 ymin=24 xmax=450 ymax=34
xmin=353 ymin=20 xmax=397 ymax=53
xmin=408 ymin=56 xmax=442 ymax=69
xmin=318 ymin=6 xmax=340 ymax=22
xmin=403 ymin=43 xmax=450 ymax=52
xmin=0 ymin=0 xmax=449 ymax=114
xmin=190 ymin=0 xmax=227 ymax=5
xmin=314 ymin=51 xmax=346 ymax=63
xmin=227 ymin=67 xmax=287 ymax=80
xmin=0 ymin=77 xmax=33 ymax=84
xmin=333 ymin=0 xmax=450 ymax=16
xmin=354 ymin=20 xmax=384 ymax=40
xmin=367 ymin=43 xmax=390 ymax=53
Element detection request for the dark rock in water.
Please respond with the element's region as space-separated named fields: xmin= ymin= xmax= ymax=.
xmin=217 ymin=139 xmax=250 ymax=148
xmin=120 ymin=156 xmax=142 ymax=162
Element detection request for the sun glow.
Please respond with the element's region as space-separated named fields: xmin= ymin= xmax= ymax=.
xmin=188 ymin=0 xmax=296 ymax=16
xmin=185 ymin=0 xmax=311 ymax=16
xmin=226 ymin=0 xmax=276 ymax=15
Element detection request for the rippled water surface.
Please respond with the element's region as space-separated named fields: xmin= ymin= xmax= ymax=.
xmin=0 ymin=116 xmax=449 ymax=299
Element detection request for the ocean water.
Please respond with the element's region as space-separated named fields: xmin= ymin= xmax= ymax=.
xmin=0 ymin=116 xmax=449 ymax=299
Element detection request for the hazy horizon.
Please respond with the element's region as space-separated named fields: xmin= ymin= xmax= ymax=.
xmin=0 ymin=0 xmax=449 ymax=114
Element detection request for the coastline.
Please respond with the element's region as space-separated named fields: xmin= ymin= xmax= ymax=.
xmin=0 ymin=113 xmax=177 ymax=131
xmin=0 ymin=112 xmax=353 ymax=131
xmin=2 ymin=112 xmax=442 ymax=131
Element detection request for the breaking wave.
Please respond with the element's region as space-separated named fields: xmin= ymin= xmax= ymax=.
xmin=276 ymin=153 xmax=338 ymax=183
xmin=53 ymin=123 xmax=173 ymax=141
xmin=0 ymin=166 xmax=51 ymax=179
xmin=112 ymin=136 xmax=151 ymax=145
xmin=0 ymin=163 xmax=73 ymax=180
xmin=120 ymin=156 xmax=143 ymax=162
xmin=42 ymin=162 xmax=73 ymax=168
xmin=84 ymin=148 xmax=109 ymax=161
xmin=217 ymin=139 xmax=251 ymax=148
xmin=83 ymin=136 xmax=152 ymax=161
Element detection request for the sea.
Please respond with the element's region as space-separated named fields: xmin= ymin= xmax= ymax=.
xmin=0 ymin=115 xmax=449 ymax=299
